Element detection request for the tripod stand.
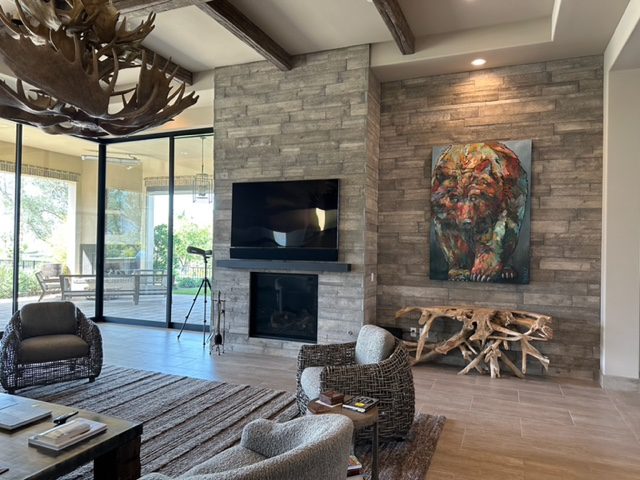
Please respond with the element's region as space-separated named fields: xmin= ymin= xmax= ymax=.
xmin=177 ymin=247 xmax=212 ymax=346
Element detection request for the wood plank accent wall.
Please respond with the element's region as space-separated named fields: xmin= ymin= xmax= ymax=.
xmin=377 ymin=56 xmax=604 ymax=379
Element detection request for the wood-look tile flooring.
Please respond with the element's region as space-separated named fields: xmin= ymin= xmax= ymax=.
xmin=100 ymin=323 xmax=640 ymax=480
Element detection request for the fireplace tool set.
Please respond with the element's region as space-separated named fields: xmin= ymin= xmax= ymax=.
xmin=209 ymin=291 xmax=226 ymax=355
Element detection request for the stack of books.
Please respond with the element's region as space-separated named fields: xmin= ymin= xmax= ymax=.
xmin=28 ymin=418 xmax=107 ymax=451
xmin=348 ymin=454 xmax=362 ymax=477
xmin=318 ymin=390 xmax=344 ymax=407
xmin=308 ymin=390 xmax=345 ymax=414
xmin=347 ymin=454 xmax=370 ymax=479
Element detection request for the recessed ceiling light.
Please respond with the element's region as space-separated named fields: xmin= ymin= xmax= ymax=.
xmin=471 ymin=58 xmax=487 ymax=67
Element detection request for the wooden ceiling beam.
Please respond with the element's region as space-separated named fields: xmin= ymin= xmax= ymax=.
xmin=372 ymin=0 xmax=415 ymax=55
xmin=198 ymin=0 xmax=293 ymax=71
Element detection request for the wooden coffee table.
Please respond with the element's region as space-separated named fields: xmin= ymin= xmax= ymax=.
xmin=0 ymin=394 xmax=142 ymax=480
xmin=307 ymin=400 xmax=379 ymax=480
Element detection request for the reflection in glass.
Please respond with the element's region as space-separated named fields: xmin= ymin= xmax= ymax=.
xmin=0 ymin=120 xmax=15 ymax=326
xmin=104 ymin=139 xmax=169 ymax=322
xmin=172 ymin=135 xmax=213 ymax=326
xmin=18 ymin=125 xmax=98 ymax=314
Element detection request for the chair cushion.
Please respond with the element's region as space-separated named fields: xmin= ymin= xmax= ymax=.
xmin=20 ymin=302 xmax=77 ymax=339
xmin=355 ymin=325 xmax=396 ymax=365
xmin=183 ymin=445 xmax=266 ymax=475
xmin=300 ymin=366 xmax=324 ymax=400
xmin=19 ymin=334 xmax=89 ymax=363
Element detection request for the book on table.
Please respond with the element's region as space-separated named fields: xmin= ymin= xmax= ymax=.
xmin=319 ymin=390 xmax=344 ymax=406
xmin=307 ymin=399 xmax=341 ymax=414
xmin=0 ymin=394 xmax=51 ymax=431
xmin=343 ymin=395 xmax=379 ymax=413
xmin=28 ymin=418 xmax=107 ymax=451
xmin=347 ymin=454 xmax=362 ymax=476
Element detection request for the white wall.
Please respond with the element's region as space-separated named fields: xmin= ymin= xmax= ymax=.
xmin=601 ymin=68 xmax=640 ymax=381
xmin=601 ymin=0 xmax=640 ymax=384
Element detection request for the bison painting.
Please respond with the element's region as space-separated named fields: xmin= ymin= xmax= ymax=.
xmin=430 ymin=140 xmax=531 ymax=284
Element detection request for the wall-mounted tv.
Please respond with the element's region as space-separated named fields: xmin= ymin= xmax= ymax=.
xmin=231 ymin=179 xmax=339 ymax=261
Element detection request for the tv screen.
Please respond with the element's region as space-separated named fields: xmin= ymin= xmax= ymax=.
xmin=231 ymin=179 xmax=339 ymax=261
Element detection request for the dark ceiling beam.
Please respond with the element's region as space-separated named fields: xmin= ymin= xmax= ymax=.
xmin=112 ymin=0 xmax=197 ymax=17
xmin=198 ymin=0 xmax=293 ymax=71
xmin=372 ymin=0 xmax=415 ymax=55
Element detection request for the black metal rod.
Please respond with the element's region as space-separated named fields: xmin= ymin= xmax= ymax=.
xmin=166 ymin=136 xmax=175 ymax=328
xmin=98 ymin=127 xmax=213 ymax=145
xmin=11 ymin=124 xmax=22 ymax=314
xmin=95 ymin=143 xmax=107 ymax=320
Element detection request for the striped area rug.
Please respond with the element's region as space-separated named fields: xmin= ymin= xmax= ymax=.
xmin=20 ymin=366 xmax=445 ymax=480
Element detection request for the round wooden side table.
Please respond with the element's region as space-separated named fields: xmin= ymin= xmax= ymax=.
xmin=307 ymin=400 xmax=379 ymax=480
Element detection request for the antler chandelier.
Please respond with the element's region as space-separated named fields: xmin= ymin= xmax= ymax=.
xmin=0 ymin=0 xmax=198 ymax=138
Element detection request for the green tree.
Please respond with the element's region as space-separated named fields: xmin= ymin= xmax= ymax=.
xmin=153 ymin=220 xmax=211 ymax=274
xmin=153 ymin=224 xmax=169 ymax=270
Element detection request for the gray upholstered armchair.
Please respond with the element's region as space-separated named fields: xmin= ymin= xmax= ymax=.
xmin=297 ymin=325 xmax=415 ymax=439
xmin=0 ymin=301 xmax=102 ymax=393
xmin=139 ymin=414 xmax=354 ymax=480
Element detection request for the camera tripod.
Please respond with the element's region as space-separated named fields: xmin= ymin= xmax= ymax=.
xmin=177 ymin=246 xmax=212 ymax=346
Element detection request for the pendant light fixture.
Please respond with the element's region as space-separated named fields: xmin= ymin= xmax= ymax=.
xmin=193 ymin=136 xmax=213 ymax=203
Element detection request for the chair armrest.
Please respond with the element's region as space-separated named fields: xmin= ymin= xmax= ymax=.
xmin=77 ymin=309 xmax=103 ymax=377
xmin=297 ymin=342 xmax=356 ymax=372
xmin=0 ymin=311 xmax=22 ymax=389
xmin=240 ymin=418 xmax=293 ymax=457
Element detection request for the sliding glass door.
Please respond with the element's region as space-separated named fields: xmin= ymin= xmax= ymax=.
xmin=17 ymin=126 xmax=98 ymax=313
xmin=0 ymin=124 xmax=212 ymax=329
xmin=171 ymin=135 xmax=214 ymax=328
xmin=103 ymin=139 xmax=169 ymax=324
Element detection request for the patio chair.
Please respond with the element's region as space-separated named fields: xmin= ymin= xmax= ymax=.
xmin=35 ymin=271 xmax=62 ymax=302
xmin=297 ymin=324 xmax=415 ymax=439
xmin=0 ymin=301 xmax=102 ymax=393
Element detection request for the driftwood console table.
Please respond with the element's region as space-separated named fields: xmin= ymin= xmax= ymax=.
xmin=396 ymin=306 xmax=553 ymax=379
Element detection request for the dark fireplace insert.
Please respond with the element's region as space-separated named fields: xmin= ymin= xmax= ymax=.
xmin=250 ymin=272 xmax=318 ymax=343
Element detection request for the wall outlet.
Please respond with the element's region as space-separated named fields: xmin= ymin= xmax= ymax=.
xmin=409 ymin=327 xmax=418 ymax=338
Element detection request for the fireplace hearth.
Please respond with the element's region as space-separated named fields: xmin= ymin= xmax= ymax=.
xmin=250 ymin=272 xmax=318 ymax=343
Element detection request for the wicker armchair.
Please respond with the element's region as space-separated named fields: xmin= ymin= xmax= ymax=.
xmin=0 ymin=302 xmax=102 ymax=394
xmin=296 ymin=325 xmax=415 ymax=440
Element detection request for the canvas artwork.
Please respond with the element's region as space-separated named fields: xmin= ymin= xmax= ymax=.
xmin=430 ymin=140 xmax=532 ymax=284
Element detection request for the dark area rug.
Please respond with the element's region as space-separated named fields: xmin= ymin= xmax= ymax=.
xmin=20 ymin=365 xmax=445 ymax=479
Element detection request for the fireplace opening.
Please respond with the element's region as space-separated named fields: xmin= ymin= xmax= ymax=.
xmin=250 ymin=272 xmax=318 ymax=343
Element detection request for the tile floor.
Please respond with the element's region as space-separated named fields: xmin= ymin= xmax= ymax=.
xmin=100 ymin=323 xmax=640 ymax=480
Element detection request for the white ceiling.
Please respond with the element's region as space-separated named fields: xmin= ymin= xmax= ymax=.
xmin=0 ymin=0 xmax=634 ymax=131
xmin=140 ymin=0 xmax=630 ymax=84
xmin=399 ymin=0 xmax=554 ymax=37
xmin=143 ymin=6 xmax=264 ymax=71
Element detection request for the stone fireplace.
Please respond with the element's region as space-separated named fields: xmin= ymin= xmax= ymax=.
xmin=250 ymin=272 xmax=318 ymax=343
xmin=212 ymin=45 xmax=379 ymax=356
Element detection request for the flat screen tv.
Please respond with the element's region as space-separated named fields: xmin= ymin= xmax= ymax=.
xmin=231 ymin=179 xmax=339 ymax=261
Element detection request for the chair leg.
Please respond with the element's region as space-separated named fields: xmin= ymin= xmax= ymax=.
xmin=88 ymin=376 xmax=95 ymax=383
xmin=6 ymin=388 xmax=15 ymax=394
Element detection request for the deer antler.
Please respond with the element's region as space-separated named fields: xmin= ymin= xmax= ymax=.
xmin=0 ymin=0 xmax=197 ymax=138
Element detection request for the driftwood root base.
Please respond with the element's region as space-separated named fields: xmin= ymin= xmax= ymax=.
xmin=396 ymin=306 xmax=553 ymax=379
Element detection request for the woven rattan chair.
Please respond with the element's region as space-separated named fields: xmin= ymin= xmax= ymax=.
xmin=0 ymin=302 xmax=102 ymax=394
xmin=296 ymin=325 xmax=415 ymax=440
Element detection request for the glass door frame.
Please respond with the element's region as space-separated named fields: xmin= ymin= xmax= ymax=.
xmin=4 ymin=125 xmax=212 ymax=330
xmin=97 ymin=128 xmax=213 ymax=330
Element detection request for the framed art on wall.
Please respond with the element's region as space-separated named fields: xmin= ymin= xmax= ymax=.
xmin=430 ymin=140 xmax=532 ymax=284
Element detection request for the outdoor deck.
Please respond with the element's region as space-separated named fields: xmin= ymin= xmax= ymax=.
xmin=0 ymin=292 xmax=213 ymax=331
